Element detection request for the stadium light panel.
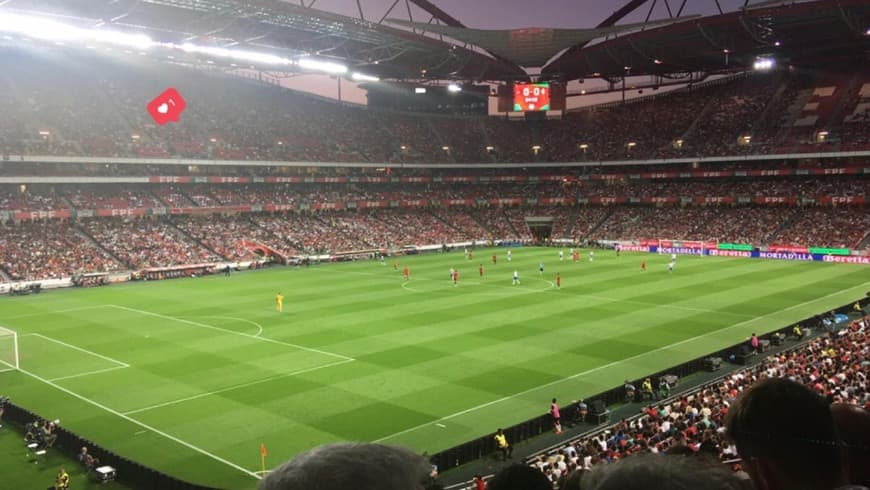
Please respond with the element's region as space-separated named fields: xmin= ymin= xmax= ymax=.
xmin=298 ymin=58 xmax=347 ymax=74
xmin=0 ymin=13 xmax=84 ymax=42
xmin=177 ymin=43 xmax=291 ymax=66
xmin=447 ymin=83 xmax=462 ymax=93
xmin=753 ymin=58 xmax=774 ymax=71
xmin=415 ymin=87 xmax=427 ymax=94
xmin=92 ymin=30 xmax=154 ymax=50
xmin=351 ymin=72 xmax=380 ymax=82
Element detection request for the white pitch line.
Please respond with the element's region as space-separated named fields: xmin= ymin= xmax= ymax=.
xmin=109 ymin=305 xmax=353 ymax=362
xmin=0 ymin=361 xmax=261 ymax=480
xmin=49 ymin=365 xmax=129 ymax=382
xmin=576 ymin=294 xmax=755 ymax=318
xmin=2 ymin=305 xmax=107 ymax=321
xmin=28 ymin=333 xmax=129 ymax=368
xmin=180 ymin=316 xmax=264 ymax=337
xmin=374 ymin=282 xmax=870 ymax=443
xmin=123 ymin=358 xmax=355 ymax=415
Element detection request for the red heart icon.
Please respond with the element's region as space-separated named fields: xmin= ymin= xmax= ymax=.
xmin=146 ymin=88 xmax=187 ymax=125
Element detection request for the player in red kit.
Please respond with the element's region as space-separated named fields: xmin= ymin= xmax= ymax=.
xmin=468 ymin=250 xmax=473 ymax=261
xmin=640 ymin=260 xmax=646 ymax=272
xmin=403 ymin=266 xmax=410 ymax=281
xmin=479 ymin=264 xmax=484 ymax=278
xmin=556 ymin=272 xmax=561 ymax=289
xmin=572 ymin=251 xmax=579 ymax=262
xmin=492 ymin=253 xmax=497 ymax=265
xmin=452 ymin=269 xmax=459 ymax=287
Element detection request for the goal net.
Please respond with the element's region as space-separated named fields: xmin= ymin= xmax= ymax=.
xmin=0 ymin=327 xmax=19 ymax=372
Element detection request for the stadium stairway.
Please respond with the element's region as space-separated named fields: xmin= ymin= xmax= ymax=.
xmin=854 ymin=230 xmax=870 ymax=251
xmin=675 ymin=84 xmax=724 ymax=144
xmin=581 ymin=207 xmax=617 ymax=242
xmin=166 ymin=219 xmax=228 ymax=260
xmin=765 ymin=208 xmax=805 ymax=245
xmin=74 ymin=224 xmax=132 ymax=269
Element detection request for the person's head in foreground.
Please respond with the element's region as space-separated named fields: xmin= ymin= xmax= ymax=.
xmin=258 ymin=442 xmax=439 ymax=490
xmin=578 ymin=452 xmax=745 ymax=490
xmin=830 ymin=402 xmax=870 ymax=488
xmin=725 ymin=377 xmax=847 ymax=490
xmin=487 ymin=464 xmax=552 ymax=490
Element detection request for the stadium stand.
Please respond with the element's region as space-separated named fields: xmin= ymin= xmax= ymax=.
xmin=522 ymin=315 xmax=870 ymax=488
xmin=1 ymin=50 xmax=869 ymax=164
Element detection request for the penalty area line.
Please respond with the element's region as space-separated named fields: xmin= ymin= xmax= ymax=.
xmin=10 ymin=364 xmax=263 ymax=480
xmin=123 ymin=358 xmax=355 ymax=415
xmin=108 ymin=304 xmax=353 ymax=361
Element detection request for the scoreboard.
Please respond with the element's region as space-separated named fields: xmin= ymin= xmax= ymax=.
xmin=513 ymin=82 xmax=550 ymax=112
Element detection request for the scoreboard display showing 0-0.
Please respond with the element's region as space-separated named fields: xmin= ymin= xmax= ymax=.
xmin=513 ymin=82 xmax=550 ymax=112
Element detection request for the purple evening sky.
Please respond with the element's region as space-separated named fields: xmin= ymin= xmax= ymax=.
xmin=277 ymin=0 xmax=762 ymax=105
xmin=310 ymin=0 xmax=755 ymax=29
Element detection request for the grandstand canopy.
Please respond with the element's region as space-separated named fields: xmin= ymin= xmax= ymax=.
xmin=384 ymin=17 xmax=698 ymax=68
xmin=1 ymin=0 xmax=868 ymax=83
xmin=544 ymin=0 xmax=870 ymax=80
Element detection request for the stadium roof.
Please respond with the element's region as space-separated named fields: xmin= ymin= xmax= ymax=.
xmin=1 ymin=0 xmax=867 ymax=83
xmin=0 ymin=0 xmax=528 ymax=81
xmin=544 ymin=0 xmax=870 ymax=80
xmin=385 ymin=17 xmax=699 ymax=67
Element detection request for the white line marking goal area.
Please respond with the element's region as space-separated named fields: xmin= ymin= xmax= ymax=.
xmin=0 ymin=305 xmax=360 ymax=481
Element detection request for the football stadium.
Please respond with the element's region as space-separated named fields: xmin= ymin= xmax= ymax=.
xmin=0 ymin=1 xmax=868 ymax=489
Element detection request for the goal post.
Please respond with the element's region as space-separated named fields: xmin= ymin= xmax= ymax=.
xmin=0 ymin=327 xmax=19 ymax=372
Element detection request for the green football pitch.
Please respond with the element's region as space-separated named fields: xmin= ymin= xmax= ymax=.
xmin=1 ymin=247 xmax=867 ymax=489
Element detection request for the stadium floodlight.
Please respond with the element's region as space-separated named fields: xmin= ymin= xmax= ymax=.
xmin=351 ymin=72 xmax=379 ymax=82
xmin=753 ymin=58 xmax=774 ymax=71
xmin=415 ymin=87 xmax=427 ymax=94
xmin=447 ymin=83 xmax=462 ymax=93
xmin=93 ymin=30 xmax=154 ymax=50
xmin=177 ymin=43 xmax=291 ymax=65
xmin=579 ymin=143 xmax=589 ymax=149
xmin=0 ymin=12 xmax=85 ymax=42
xmin=626 ymin=142 xmax=637 ymax=148
xmin=297 ymin=58 xmax=347 ymax=74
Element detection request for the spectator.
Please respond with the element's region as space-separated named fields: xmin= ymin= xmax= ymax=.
xmin=576 ymin=399 xmax=588 ymax=424
xmin=40 ymin=421 xmax=58 ymax=448
xmin=725 ymin=378 xmax=847 ymax=490
xmin=487 ymin=464 xmax=552 ymax=490
xmin=830 ymin=403 xmax=870 ymax=488
xmin=258 ymin=443 xmax=439 ymax=490
xmin=579 ymin=453 xmax=746 ymax=490
xmin=78 ymin=446 xmax=99 ymax=471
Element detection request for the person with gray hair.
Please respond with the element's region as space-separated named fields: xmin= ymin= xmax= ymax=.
xmin=579 ymin=453 xmax=747 ymax=490
xmin=258 ymin=442 xmax=440 ymax=490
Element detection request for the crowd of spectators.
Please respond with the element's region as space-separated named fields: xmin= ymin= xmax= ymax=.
xmin=1 ymin=50 xmax=868 ymax=164
xmin=0 ymin=221 xmax=121 ymax=281
xmin=0 ymin=198 xmax=867 ymax=281
xmin=1 ymin=178 xmax=866 ymax=215
xmin=524 ymin=316 xmax=870 ymax=488
xmin=77 ymin=218 xmax=222 ymax=269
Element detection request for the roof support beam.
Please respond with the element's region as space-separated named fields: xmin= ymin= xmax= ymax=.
xmin=406 ymin=0 xmax=466 ymax=27
xmin=378 ymin=0 xmax=401 ymax=24
xmin=676 ymin=0 xmax=688 ymax=17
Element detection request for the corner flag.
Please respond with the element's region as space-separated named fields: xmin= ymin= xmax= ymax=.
xmin=260 ymin=443 xmax=268 ymax=474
